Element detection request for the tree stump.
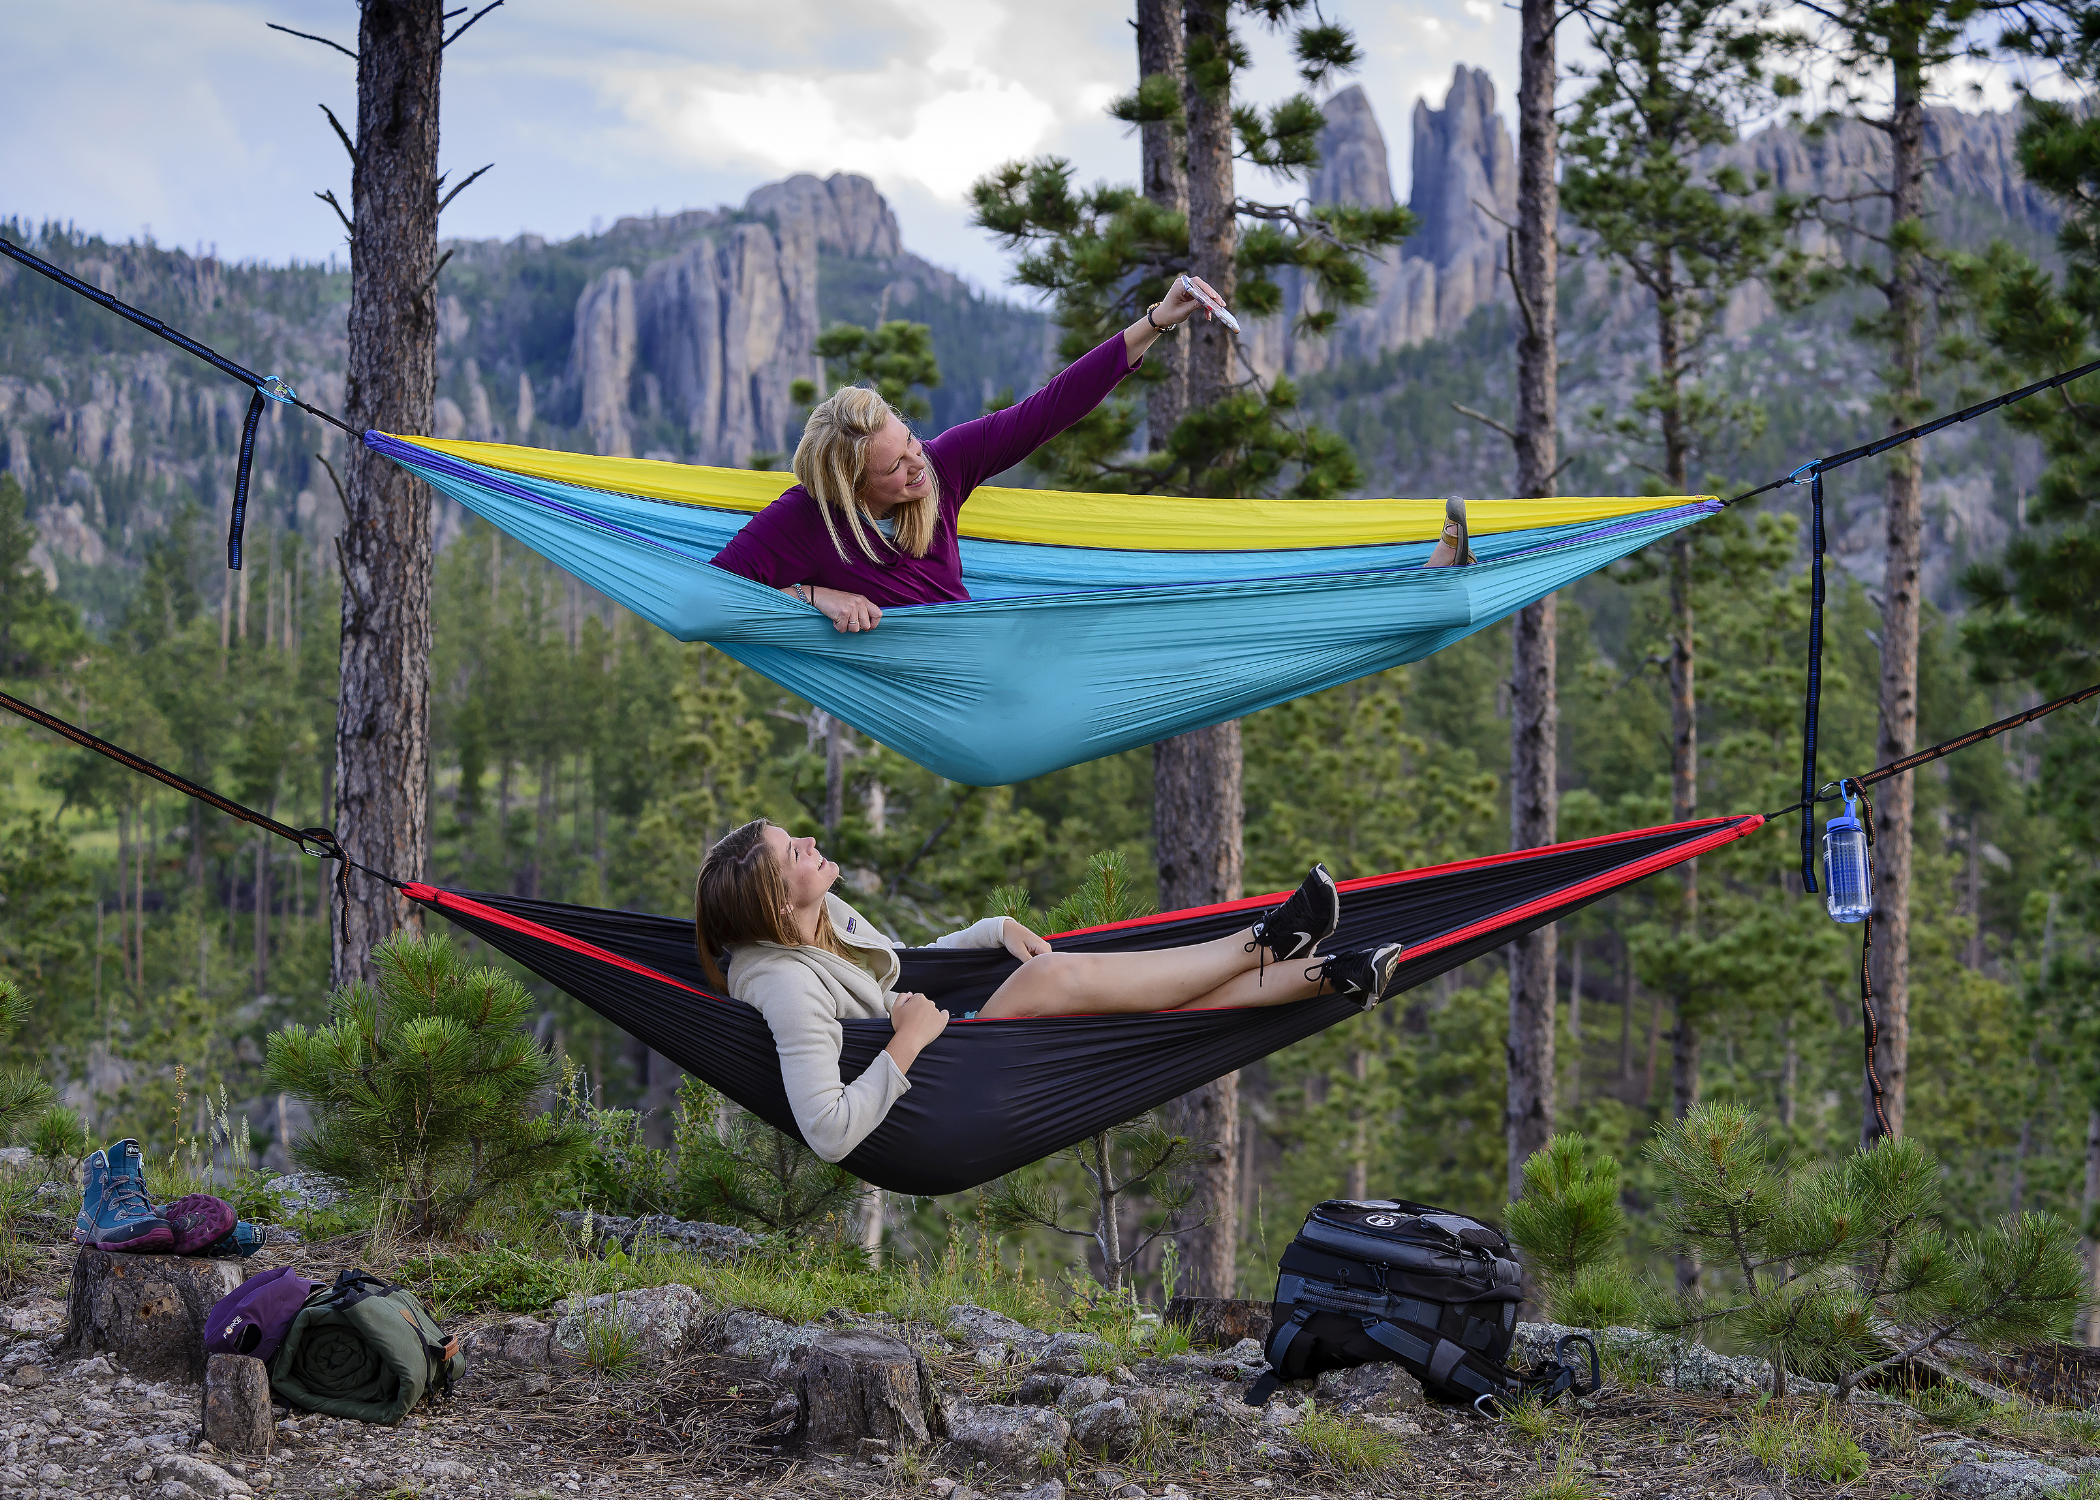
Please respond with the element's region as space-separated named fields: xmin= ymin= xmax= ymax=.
xmin=788 ymin=1331 xmax=944 ymax=1453
xmin=1164 ymin=1296 xmax=1274 ymax=1348
xmin=204 ymin=1353 xmax=273 ymax=1454
xmin=60 ymin=1249 xmax=248 ymax=1382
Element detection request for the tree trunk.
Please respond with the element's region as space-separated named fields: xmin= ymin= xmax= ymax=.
xmin=825 ymin=715 xmax=845 ymax=835
xmin=1348 ymin=1046 xmax=1370 ymax=1200
xmin=2083 ymin=1105 xmax=2099 ymax=1347
xmin=1094 ymin=1132 xmax=1125 ymax=1293
xmin=331 ymin=0 xmax=442 ymax=987
xmin=1137 ymin=0 xmax=1188 ymax=452
xmin=1865 ymin=27 xmax=1926 ymax=1146
xmin=1506 ymin=0 xmax=1561 ymax=1201
xmin=1565 ymin=939 xmax=1582 ymax=1111
xmin=1162 ymin=0 xmax=1244 ymax=1301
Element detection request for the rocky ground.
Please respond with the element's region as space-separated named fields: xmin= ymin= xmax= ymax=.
xmin=5 ymin=1226 xmax=2097 ymax=1500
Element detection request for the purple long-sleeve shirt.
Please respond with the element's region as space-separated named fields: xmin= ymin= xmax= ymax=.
xmin=710 ymin=333 xmax=1139 ymax=607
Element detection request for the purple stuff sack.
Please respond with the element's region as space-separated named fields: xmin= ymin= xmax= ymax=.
xmin=204 ymin=1265 xmax=316 ymax=1364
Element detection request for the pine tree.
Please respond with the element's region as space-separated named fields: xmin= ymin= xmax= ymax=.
xmin=1561 ymin=0 xmax=1803 ymax=1150
xmin=265 ymin=934 xmax=590 ymax=1236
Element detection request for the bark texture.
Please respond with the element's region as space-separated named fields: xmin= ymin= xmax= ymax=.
xmin=1866 ymin=35 xmax=1926 ymax=1146
xmin=333 ymin=0 xmax=442 ymax=985
xmin=1505 ymin=0 xmax=1561 ymax=1200
xmin=2085 ymin=1104 xmax=2100 ymax=1346
xmin=789 ymin=1332 xmax=945 ymax=1453
xmin=1137 ymin=0 xmax=1189 ymax=450
xmin=203 ymin=1353 xmax=274 ymax=1454
xmin=1160 ymin=0 xmax=1244 ymax=1298
xmin=60 ymin=1249 xmax=247 ymax=1382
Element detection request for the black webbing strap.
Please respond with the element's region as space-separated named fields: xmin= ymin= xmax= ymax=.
xmin=231 ymin=389 xmax=266 ymax=570
xmin=0 ymin=235 xmax=362 ymax=572
xmin=1725 ymin=355 xmax=2100 ymax=508
xmin=0 ymin=687 xmax=395 ymax=890
xmin=1766 ymin=679 xmax=2100 ymax=823
xmin=1800 ymin=470 xmax=1827 ymax=891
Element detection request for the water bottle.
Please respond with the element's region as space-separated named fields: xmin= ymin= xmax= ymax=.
xmin=1823 ymin=794 xmax=1872 ymax=923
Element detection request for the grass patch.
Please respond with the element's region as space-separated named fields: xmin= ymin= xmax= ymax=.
xmin=1294 ymin=1406 xmax=1409 ymax=1475
xmin=402 ymin=1231 xmax=1067 ymax=1330
xmin=1504 ymin=1395 xmax=1554 ymax=1442
xmin=1523 ymin=1449 xmax=1599 ymax=1500
xmin=1733 ymin=1406 xmax=1870 ymax=1485
xmin=579 ymin=1308 xmax=642 ymax=1379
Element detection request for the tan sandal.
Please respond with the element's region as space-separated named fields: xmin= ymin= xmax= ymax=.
xmin=1426 ymin=495 xmax=1476 ymax=567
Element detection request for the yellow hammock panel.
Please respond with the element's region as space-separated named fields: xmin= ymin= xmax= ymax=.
xmin=401 ymin=436 xmax=1706 ymax=553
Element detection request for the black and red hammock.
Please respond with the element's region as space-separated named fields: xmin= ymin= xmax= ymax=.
xmin=3 ymin=678 xmax=2091 ymax=1196
xmin=402 ymin=816 xmax=1758 ymax=1195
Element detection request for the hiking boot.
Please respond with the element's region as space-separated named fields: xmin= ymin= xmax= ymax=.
xmin=1318 ymin=943 xmax=1405 ymax=1011
xmin=159 ymin=1194 xmax=237 ymax=1256
xmin=77 ymin=1141 xmax=173 ymax=1253
xmin=1249 ymin=864 xmax=1340 ymax=963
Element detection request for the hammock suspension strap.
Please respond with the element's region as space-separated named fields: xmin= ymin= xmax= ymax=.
xmin=0 ymin=688 xmax=392 ymax=891
xmin=1798 ymin=467 xmax=1828 ymax=891
xmin=0 ymin=236 xmax=361 ymax=572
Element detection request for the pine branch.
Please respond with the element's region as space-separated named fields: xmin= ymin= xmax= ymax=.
xmin=319 ymin=104 xmax=360 ymax=169
xmin=1452 ymin=403 xmax=1517 ymax=442
xmin=438 ymin=163 xmax=494 ymax=215
xmin=443 ymin=0 xmax=505 ymax=48
xmin=268 ymin=22 xmax=357 ymax=61
xmin=316 ymin=190 xmax=354 ymax=236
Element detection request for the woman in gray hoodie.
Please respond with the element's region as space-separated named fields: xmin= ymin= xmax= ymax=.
xmin=694 ymin=818 xmax=1402 ymax=1163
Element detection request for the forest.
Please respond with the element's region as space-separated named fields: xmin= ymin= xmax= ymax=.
xmin=2 ymin=0 xmax=2099 ymax=1330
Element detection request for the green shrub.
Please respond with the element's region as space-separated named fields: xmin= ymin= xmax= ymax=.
xmin=265 ymin=935 xmax=591 ymax=1237
xmin=29 ymin=1105 xmax=88 ymax=1178
xmin=671 ymin=1077 xmax=859 ymax=1236
xmin=1647 ymin=1105 xmax=2088 ymax=1400
xmin=0 ymin=982 xmax=52 ymax=1145
xmin=549 ymin=1064 xmax=671 ymax=1217
xmin=1507 ymin=1133 xmax=1636 ymax=1328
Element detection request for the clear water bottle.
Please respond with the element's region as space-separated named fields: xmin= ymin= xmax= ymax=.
xmin=1823 ymin=794 xmax=1873 ymax=923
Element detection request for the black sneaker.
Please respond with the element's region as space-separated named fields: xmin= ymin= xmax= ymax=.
xmin=1318 ymin=943 xmax=1405 ymax=1011
xmin=1249 ymin=864 xmax=1340 ymax=963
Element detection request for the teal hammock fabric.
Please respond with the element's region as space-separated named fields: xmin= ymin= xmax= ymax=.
xmin=371 ymin=432 xmax=1717 ymax=785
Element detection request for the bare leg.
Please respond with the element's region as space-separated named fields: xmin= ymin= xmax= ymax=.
xmin=975 ymin=926 xmax=1319 ymax=1019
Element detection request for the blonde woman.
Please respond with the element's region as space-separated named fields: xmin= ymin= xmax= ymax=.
xmin=710 ymin=278 xmax=1226 ymax=632
xmin=695 ymin=819 xmax=1402 ymax=1163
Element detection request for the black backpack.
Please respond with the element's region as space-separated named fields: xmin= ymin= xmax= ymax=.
xmin=1244 ymin=1198 xmax=1597 ymax=1410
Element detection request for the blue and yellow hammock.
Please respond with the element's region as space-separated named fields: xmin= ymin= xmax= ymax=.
xmin=369 ymin=432 xmax=1715 ymax=785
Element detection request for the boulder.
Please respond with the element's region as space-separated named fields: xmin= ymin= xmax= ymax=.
xmin=1315 ymin=1361 xmax=1425 ymax=1414
xmin=60 ymin=1250 xmax=248 ymax=1382
xmin=1936 ymin=1459 xmax=2079 ymax=1498
xmin=1070 ymin=1397 xmax=1143 ymax=1458
xmin=945 ymin=1304 xmax=1054 ymax=1360
xmin=945 ymin=1401 xmax=1070 ymax=1476
xmin=553 ymin=1211 xmax=760 ymax=1260
xmin=459 ymin=1316 xmax=554 ymax=1372
xmin=786 ymin=1330 xmax=945 ymax=1453
xmin=1014 ymin=1372 xmax=1070 ymax=1406
xmin=1187 ymin=1392 xmax=1260 ymax=1439
xmin=1054 ymin=1375 xmax=1111 ymax=1414
xmin=202 ymin=1354 xmax=272 ymax=1455
xmin=150 ymin=1452 xmax=253 ymax=1497
xmin=1165 ymin=1297 xmax=1275 ymax=1349
xmin=551 ymin=1283 xmax=710 ymax=1365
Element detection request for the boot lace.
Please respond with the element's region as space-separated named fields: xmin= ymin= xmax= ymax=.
xmin=98 ymin=1170 xmax=155 ymax=1226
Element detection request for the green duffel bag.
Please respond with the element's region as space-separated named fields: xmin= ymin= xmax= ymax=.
xmin=269 ymin=1269 xmax=466 ymax=1424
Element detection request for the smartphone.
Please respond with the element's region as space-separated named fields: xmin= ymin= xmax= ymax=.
xmin=1180 ymin=274 xmax=1242 ymax=332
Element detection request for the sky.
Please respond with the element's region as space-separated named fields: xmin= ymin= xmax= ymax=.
xmin=0 ymin=1 xmax=2052 ymax=298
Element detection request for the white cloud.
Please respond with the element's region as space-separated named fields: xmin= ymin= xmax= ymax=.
xmin=0 ymin=0 xmax=2044 ymax=299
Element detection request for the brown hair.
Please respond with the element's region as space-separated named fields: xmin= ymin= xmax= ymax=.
xmin=693 ymin=818 xmax=852 ymax=988
xmin=792 ymin=386 xmax=941 ymax=563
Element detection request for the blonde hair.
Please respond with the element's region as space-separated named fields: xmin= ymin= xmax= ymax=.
xmin=792 ymin=386 xmax=941 ymax=563
xmin=694 ymin=818 xmax=853 ymax=988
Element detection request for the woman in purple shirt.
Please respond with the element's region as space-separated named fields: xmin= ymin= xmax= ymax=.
xmin=710 ymin=277 xmax=1223 ymax=632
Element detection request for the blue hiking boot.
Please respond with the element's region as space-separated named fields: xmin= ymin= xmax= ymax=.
xmin=76 ymin=1140 xmax=173 ymax=1253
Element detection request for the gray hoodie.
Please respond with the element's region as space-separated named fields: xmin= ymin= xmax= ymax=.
xmin=724 ymin=893 xmax=1007 ymax=1162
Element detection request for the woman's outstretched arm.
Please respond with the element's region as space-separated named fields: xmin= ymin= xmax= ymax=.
xmin=927 ymin=277 xmax=1226 ymax=496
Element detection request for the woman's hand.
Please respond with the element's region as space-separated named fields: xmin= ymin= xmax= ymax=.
xmin=884 ymin=991 xmax=949 ymax=1076
xmin=786 ymin=584 xmax=883 ymax=633
xmin=1123 ymin=274 xmax=1229 ymax=363
xmin=1000 ymin=918 xmax=1052 ymax=963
